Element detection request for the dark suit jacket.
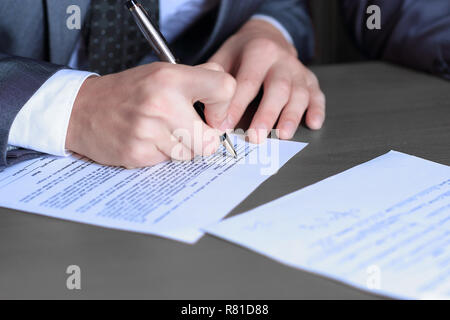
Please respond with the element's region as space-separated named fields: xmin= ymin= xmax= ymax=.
xmin=341 ymin=0 xmax=450 ymax=80
xmin=0 ymin=0 xmax=314 ymax=167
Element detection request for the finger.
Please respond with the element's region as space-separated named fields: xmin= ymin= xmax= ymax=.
xmin=131 ymin=118 xmax=194 ymax=162
xmin=178 ymin=65 xmax=236 ymax=128
xmin=208 ymin=43 xmax=239 ymax=73
xmin=165 ymin=102 xmax=223 ymax=157
xmin=193 ymin=62 xmax=235 ymax=128
xmin=196 ymin=62 xmax=225 ymax=73
xmin=247 ymin=63 xmax=293 ymax=143
xmin=178 ymin=65 xmax=236 ymax=105
xmin=304 ymin=71 xmax=326 ymax=130
xmin=123 ymin=144 xmax=169 ymax=169
xmin=146 ymin=120 xmax=194 ymax=161
xmin=157 ymin=133 xmax=194 ymax=161
xmin=172 ymin=121 xmax=222 ymax=157
xmin=276 ymin=78 xmax=310 ymax=140
xmin=219 ymin=51 xmax=274 ymax=131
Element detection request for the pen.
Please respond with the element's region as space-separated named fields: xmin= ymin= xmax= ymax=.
xmin=125 ymin=0 xmax=237 ymax=158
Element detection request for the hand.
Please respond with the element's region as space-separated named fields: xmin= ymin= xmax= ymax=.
xmin=66 ymin=62 xmax=236 ymax=168
xmin=209 ymin=19 xmax=326 ymax=143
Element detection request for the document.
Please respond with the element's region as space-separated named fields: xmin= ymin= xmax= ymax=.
xmin=0 ymin=135 xmax=306 ymax=243
xmin=206 ymin=151 xmax=450 ymax=299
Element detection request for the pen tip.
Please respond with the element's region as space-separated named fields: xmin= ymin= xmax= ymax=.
xmin=223 ymin=134 xmax=237 ymax=159
xmin=229 ymin=147 xmax=238 ymax=159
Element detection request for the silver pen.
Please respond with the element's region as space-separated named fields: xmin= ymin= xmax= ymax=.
xmin=125 ymin=0 xmax=237 ymax=158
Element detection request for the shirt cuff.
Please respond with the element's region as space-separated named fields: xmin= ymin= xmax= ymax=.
xmin=8 ymin=69 xmax=98 ymax=157
xmin=251 ymin=14 xmax=294 ymax=45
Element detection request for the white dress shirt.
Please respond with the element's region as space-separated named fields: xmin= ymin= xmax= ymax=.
xmin=8 ymin=0 xmax=292 ymax=157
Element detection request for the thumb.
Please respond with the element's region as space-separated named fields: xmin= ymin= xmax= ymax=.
xmin=196 ymin=62 xmax=225 ymax=73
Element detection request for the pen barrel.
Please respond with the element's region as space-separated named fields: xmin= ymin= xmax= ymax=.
xmin=126 ymin=0 xmax=177 ymax=64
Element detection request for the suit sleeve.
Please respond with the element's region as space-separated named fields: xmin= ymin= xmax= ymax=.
xmin=0 ymin=53 xmax=66 ymax=167
xmin=254 ymin=0 xmax=314 ymax=63
xmin=341 ymin=0 xmax=450 ymax=80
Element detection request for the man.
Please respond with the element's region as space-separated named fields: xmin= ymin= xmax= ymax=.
xmin=0 ymin=0 xmax=325 ymax=169
xmin=341 ymin=0 xmax=450 ymax=80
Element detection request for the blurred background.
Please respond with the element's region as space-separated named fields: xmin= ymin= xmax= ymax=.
xmin=309 ymin=0 xmax=365 ymax=65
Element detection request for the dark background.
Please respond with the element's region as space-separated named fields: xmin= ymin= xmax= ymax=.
xmin=309 ymin=0 xmax=365 ymax=64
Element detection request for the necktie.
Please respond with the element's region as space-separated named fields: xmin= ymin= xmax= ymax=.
xmin=85 ymin=0 xmax=159 ymax=75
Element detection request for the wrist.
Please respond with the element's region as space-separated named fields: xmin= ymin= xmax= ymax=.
xmin=239 ymin=19 xmax=298 ymax=57
xmin=66 ymin=75 xmax=97 ymax=152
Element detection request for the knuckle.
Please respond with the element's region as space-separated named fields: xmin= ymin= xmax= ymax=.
xmin=249 ymin=38 xmax=280 ymax=56
xmin=206 ymin=62 xmax=225 ymax=72
xmin=283 ymin=110 xmax=301 ymax=123
xmin=129 ymin=116 xmax=150 ymax=140
xmin=274 ymin=78 xmax=292 ymax=97
xmin=134 ymin=122 xmax=165 ymax=143
xmin=150 ymin=65 xmax=177 ymax=86
xmin=135 ymin=82 xmax=160 ymax=111
xmin=307 ymin=71 xmax=319 ymax=86
xmin=220 ymin=74 xmax=237 ymax=99
xmin=286 ymin=54 xmax=301 ymax=66
xmin=144 ymin=97 xmax=170 ymax=119
xmin=260 ymin=108 xmax=279 ymax=124
xmin=296 ymin=87 xmax=310 ymax=102
xmin=133 ymin=129 xmax=149 ymax=141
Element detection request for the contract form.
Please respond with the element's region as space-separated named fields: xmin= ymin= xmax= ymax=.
xmin=206 ymin=151 xmax=450 ymax=299
xmin=0 ymin=135 xmax=306 ymax=243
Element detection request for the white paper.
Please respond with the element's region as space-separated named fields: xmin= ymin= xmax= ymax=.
xmin=206 ymin=151 xmax=450 ymax=299
xmin=0 ymin=135 xmax=306 ymax=243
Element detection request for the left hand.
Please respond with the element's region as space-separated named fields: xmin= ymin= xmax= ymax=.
xmin=209 ymin=19 xmax=326 ymax=143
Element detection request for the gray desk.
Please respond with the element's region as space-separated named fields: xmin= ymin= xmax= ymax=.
xmin=0 ymin=62 xmax=449 ymax=299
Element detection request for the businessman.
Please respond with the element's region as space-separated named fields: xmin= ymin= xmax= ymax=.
xmin=0 ymin=0 xmax=325 ymax=169
xmin=341 ymin=0 xmax=450 ymax=80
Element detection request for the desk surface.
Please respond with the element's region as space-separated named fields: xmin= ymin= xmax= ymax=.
xmin=1 ymin=62 xmax=449 ymax=299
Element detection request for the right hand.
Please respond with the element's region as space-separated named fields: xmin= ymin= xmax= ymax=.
xmin=66 ymin=62 xmax=236 ymax=168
